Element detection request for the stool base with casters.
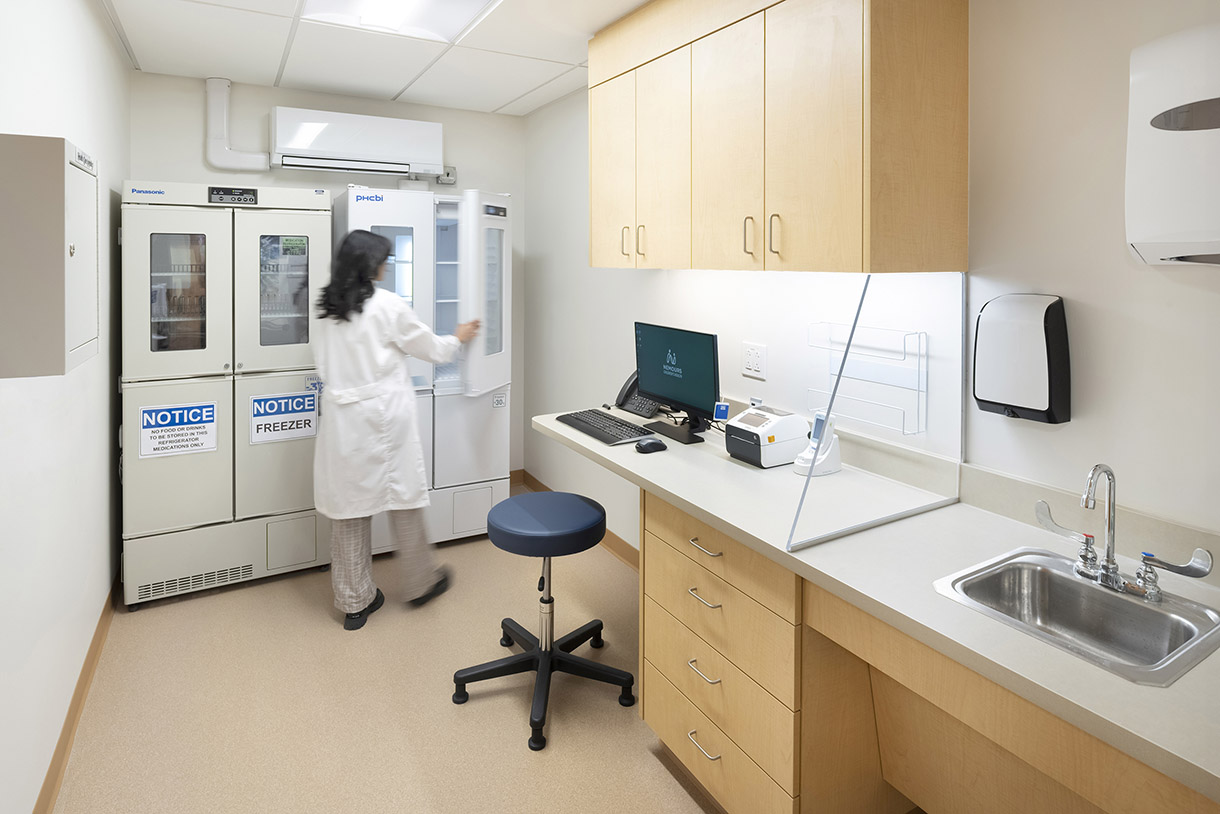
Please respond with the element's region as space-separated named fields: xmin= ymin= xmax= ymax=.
xmin=452 ymin=556 xmax=635 ymax=751
xmin=451 ymin=492 xmax=636 ymax=751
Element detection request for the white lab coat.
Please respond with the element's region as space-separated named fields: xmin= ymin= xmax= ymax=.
xmin=312 ymin=288 xmax=460 ymax=519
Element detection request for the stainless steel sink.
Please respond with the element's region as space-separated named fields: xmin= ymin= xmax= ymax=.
xmin=934 ymin=548 xmax=1220 ymax=686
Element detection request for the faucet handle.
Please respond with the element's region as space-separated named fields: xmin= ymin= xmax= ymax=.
xmin=1140 ymin=549 xmax=1213 ymax=579
xmin=1035 ymin=500 xmax=1091 ymax=545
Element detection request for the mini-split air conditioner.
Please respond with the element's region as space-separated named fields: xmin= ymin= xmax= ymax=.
xmin=271 ymin=106 xmax=444 ymax=176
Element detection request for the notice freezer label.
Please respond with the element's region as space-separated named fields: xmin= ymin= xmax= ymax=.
xmin=140 ymin=402 xmax=218 ymax=458
xmin=250 ymin=392 xmax=317 ymax=444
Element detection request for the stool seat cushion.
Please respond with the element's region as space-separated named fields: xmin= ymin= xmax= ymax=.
xmin=487 ymin=493 xmax=606 ymax=558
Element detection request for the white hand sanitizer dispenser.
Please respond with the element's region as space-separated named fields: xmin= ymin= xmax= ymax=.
xmin=793 ymin=412 xmax=840 ymax=477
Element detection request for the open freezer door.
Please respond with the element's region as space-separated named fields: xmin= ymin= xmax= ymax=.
xmin=457 ymin=190 xmax=511 ymax=397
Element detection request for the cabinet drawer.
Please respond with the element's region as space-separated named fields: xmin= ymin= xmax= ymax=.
xmin=644 ymin=662 xmax=797 ymax=814
xmin=646 ymin=597 xmax=799 ymax=795
xmin=645 ymin=493 xmax=800 ymax=623
xmin=645 ymin=531 xmax=799 ymax=708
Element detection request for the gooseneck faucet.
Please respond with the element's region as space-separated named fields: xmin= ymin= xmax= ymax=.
xmin=1081 ymin=464 xmax=1122 ymax=589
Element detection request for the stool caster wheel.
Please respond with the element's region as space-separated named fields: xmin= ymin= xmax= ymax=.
xmin=619 ymin=689 xmax=636 ymax=707
xmin=590 ymin=634 xmax=604 ymax=649
xmin=500 ymin=634 xmax=513 ymax=647
xmin=452 ymin=685 xmax=469 ymax=705
xmin=528 ymin=730 xmax=547 ymax=751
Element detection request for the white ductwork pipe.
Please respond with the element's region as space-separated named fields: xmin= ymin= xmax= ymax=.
xmin=205 ymin=77 xmax=269 ymax=172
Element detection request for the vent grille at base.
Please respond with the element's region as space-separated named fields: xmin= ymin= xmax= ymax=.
xmin=137 ymin=564 xmax=255 ymax=601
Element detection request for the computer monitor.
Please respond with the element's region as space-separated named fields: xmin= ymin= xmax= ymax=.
xmin=634 ymin=322 xmax=720 ymax=445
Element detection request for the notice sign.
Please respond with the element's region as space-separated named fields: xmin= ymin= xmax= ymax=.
xmin=140 ymin=402 xmax=218 ymax=458
xmin=250 ymin=391 xmax=317 ymax=444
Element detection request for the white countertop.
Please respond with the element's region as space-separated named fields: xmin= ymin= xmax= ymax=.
xmin=534 ymin=412 xmax=1220 ymax=804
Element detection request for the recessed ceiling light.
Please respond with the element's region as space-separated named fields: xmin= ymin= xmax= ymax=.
xmin=302 ymin=0 xmax=502 ymax=43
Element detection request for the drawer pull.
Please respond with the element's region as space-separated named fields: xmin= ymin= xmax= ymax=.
xmin=687 ymin=730 xmax=722 ymax=761
xmin=688 ymin=587 xmax=722 ymax=609
xmin=688 ymin=537 xmax=723 ymax=558
xmin=687 ymin=659 xmax=721 ymax=685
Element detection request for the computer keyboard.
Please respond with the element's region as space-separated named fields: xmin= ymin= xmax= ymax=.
xmin=557 ymin=409 xmax=655 ymax=445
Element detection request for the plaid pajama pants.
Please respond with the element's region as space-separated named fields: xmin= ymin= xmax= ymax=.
xmin=329 ymin=509 xmax=440 ymax=614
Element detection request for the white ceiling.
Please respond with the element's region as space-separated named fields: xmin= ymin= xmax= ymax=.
xmin=100 ymin=0 xmax=648 ymax=115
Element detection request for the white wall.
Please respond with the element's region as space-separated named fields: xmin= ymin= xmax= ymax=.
xmin=0 ymin=1 xmax=131 ymax=809
xmin=127 ymin=73 xmax=529 ymax=470
xmin=967 ymin=0 xmax=1220 ymax=533
xmin=524 ymin=92 xmax=964 ymax=547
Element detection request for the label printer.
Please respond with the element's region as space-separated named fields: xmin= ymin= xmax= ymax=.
xmin=725 ymin=405 xmax=809 ymax=468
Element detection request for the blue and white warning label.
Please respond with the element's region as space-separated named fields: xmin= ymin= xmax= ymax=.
xmin=140 ymin=402 xmax=218 ymax=458
xmin=250 ymin=391 xmax=317 ymax=444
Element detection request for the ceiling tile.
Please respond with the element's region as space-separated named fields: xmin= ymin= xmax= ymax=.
xmin=458 ymin=0 xmax=652 ymax=64
xmin=112 ymin=0 xmax=291 ymax=85
xmin=496 ymin=66 xmax=588 ymax=116
xmin=280 ymin=21 xmax=447 ymax=99
xmin=399 ymin=46 xmax=568 ymax=113
xmin=185 ymin=0 xmax=298 ymax=16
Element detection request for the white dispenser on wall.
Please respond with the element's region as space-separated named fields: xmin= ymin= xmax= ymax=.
xmin=1126 ymin=23 xmax=1220 ymax=267
xmin=973 ymin=294 xmax=1071 ymax=424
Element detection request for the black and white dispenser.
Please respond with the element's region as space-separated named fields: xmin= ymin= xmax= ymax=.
xmin=973 ymin=294 xmax=1071 ymax=424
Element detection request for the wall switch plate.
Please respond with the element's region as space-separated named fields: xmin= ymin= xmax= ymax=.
xmin=743 ymin=341 xmax=767 ymax=380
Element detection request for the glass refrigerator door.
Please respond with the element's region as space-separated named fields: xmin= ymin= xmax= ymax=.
xmin=458 ymin=190 xmax=512 ymax=396
xmin=121 ymin=204 xmax=233 ymax=380
xmin=371 ymin=222 xmax=433 ymax=389
xmin=233 ymin=208 xmax=331 ymax=374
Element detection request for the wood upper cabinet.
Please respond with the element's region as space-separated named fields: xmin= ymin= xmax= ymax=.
xmin=692 ymin=13 xmax=765 ymax=270
xmin=589 ymin=0 xmax=968 ymax=274
xmin=590 ymin=47 xmax=692 ymax=269
xmin=636 ymin=46 xmax=691 ymax=269
xmin=589 ymin=71 xmax=636 ymax=268
xmin=764 ymin=0 xmax=864 ymax=272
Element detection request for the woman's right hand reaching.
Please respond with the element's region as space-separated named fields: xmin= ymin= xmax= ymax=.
xmin=456 ymin=320 xmax=481 ymax=344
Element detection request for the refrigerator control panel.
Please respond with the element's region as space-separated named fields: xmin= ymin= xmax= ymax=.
xmin=209 ymin=186 xmax=258 ymax=205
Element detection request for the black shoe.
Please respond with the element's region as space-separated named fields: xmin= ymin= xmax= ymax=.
xmin=344 ymin=588 xmax=384 ymax=631
xmin=409 ymin=567 xmax=451 ymax=607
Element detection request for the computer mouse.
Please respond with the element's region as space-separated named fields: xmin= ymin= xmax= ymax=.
xmin=635 ymin=437 xmax=667 ymax=453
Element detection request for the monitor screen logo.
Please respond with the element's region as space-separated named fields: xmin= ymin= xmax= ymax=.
xmin=663 ymin=349 xmax=683 ymax=379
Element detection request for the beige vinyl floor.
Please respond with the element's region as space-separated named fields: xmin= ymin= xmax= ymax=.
xmin=54 ymin=511 xmax=719 ymax=813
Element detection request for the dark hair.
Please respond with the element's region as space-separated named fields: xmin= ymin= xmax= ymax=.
xmin=316 ymin=230 xmax=391 ymax=321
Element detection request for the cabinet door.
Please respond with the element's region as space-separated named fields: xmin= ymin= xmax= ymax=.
xmin=233 ymin=208 xmax=331 ymax=374
xmin=233 ymin=371 xmax=319 ymax=520
xmin=64 ymin=164 xmax=98 ymax=363
xmin=589 ymin=70 xmax=636 ymax=268
xmin=636 ymin=45 xmax=691 ymax=269
xmin=122 ymin=205 xmax=233 ymax=380
xmin=765 ymin=0 xmax=863 ymax=272
xmin=693 ymin=14 xmax=765 ymax=270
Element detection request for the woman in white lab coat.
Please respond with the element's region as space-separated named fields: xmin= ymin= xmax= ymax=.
xmin=313 ymin=230 xmax=479 ymax=630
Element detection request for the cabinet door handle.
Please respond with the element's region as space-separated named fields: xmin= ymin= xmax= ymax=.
xmin=743 ymin=216 xmax=754 ymax=256
xmin=768 ymin=213 xmax=780 ymax=255
xmin=687 ymin=730 xmax=722 ymax=761
xmin=688 ymin=587 xmax=722 ymax=609
xmin=689 ymin=537 xmax=723 ymax=558
xmin=636 ymin=225 xmax=645 ymax=256
xmin=688 ymin=659 xmax=722 ymax=685
xmin=621 ymin=226 xmax=631 ymax=257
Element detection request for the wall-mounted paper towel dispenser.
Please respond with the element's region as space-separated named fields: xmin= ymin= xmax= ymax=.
xmin=973 ymin=294 xmax=1070 ymax=424
xmin=1126 ymin=24 xmax=1220 ymax=267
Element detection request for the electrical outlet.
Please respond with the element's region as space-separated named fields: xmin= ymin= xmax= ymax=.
xmin=742 ymin=341 xmax=767 ymax=380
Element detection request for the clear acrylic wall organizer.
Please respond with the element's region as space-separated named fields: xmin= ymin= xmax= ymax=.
xmin=806 ymin=323 xmax=928 ymax=435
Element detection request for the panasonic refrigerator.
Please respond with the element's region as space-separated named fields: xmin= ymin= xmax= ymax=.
xmin=119 ymin=181 xmax=332 ymax=607
xmin=333 ymin=188 xmax=511 ymax=551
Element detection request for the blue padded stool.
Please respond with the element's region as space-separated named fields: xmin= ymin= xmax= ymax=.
xmin=452 ymin=492 xmax=636 ymax=750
